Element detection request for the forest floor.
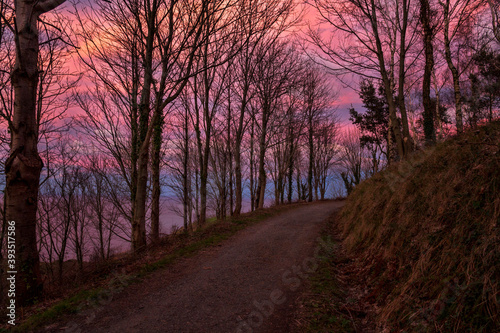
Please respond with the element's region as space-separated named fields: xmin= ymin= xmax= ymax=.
xmin=34 ymin=200 xmax=354 ymax=333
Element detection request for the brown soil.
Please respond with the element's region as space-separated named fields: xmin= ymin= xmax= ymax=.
xmin=41 ymin=200 xmax=344 ymax=333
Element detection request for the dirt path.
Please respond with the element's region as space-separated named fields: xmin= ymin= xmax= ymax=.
xmin=45 ymin=201 xmax=344 ymax=333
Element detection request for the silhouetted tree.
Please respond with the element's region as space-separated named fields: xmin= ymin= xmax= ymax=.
xmin=350 ymin=80 xmax=390 ymax=163
xmin=4 ymin=0 xmax=68 ymax=306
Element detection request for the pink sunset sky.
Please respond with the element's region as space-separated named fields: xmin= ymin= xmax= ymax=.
xmin=53 ymin=0 xmax=363 ymax=131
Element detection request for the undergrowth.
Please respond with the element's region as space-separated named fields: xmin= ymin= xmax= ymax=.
xmin=340 ymin=122 xmax=500 ymax=332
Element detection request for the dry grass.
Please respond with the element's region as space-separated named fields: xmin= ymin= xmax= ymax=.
xmin=340 ymin=122 xmax=500 ymax=332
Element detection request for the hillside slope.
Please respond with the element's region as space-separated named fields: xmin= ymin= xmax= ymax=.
xmin=340 ymin=122 xmax=500 ymax=331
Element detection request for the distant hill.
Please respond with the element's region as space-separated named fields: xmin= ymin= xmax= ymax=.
xmin=339 ymin=121 xmax=500 ymax=331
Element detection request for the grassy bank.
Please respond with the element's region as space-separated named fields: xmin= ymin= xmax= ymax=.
xmin=298 ymin=122 xmax=499 ymax=332
xmin=3 ymin=202 xmax=309 ymax=332
xmin=339 ymin=122 xmax=500 ymax=331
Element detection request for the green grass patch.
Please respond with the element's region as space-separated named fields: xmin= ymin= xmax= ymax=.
xmin=11 ymin=288 xmax=103 ymax=332
xmin=298 ymin=216 xmax=357 ymax=333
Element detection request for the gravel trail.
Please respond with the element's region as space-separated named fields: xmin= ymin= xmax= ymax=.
xmin=46 ymin=201 xmax=344 ymax=333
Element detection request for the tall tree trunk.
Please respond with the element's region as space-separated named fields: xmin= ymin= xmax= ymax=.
xmin=442 ymin=0 xmax=464 ymax=133
xmin=183 ymin=109 xmax=189 ymax=232
xmin=250 ymin=116 xmax=255 ymax=211
xmin=130 ymin=34 xmax=139 ymax=242
xmin=421 ymin=0 xmax=436 ymax=144
xmin=287 ymin=110 xmax=294 ymax=203
xmin=398 ymin=0 xmax=413 ymax=153
xmin=307 ymin=113 xmax=314 ymax=202
xmin=198 ymin=102 xmax=211 ymax=225
xmin=287 ymin=159 xmax=294 ymax=203
xmin=296 ymin=165 xmax=302 ymax=200
xmin=195 ymin=159 xmax=200 ymax=221
xmin=98 ymin=209 xmax=105 ymax=261
xmin=229 ymin=156 xmax=233 ymax=215
xmin=432 ymin=69 xmax=443 ymax=140
xmin=370 ymin=0 xmax=405 ymax=159
xmin=150 ymin=112 xmax=163 ymax=242
xmin=219 ymin=146 xmax=227 ymax=219
xmin=233 ymin=83 xmax=248 ymax=215
xmin=131 ymin=112 xmax=150 ymax=253
xmin=132 ymin=9 xmax=156 ymax=253
xmin=256 ymin=109 xmax=268 ymax=209
xmin=274 ymin=158 xmax=280 ymax=205
xmin=197 ymin=32 xmax=212 ymax=226
xmin=227 ymin=93 xmax=233 ymax=216
xmin=280 ymin=175 xmax=284 ymax=204
xmin=199 ymin=147 xmax=208 ymax=225
xmin=6 ymin=0 xmax=66 ymax=306
xmin=194 ymin=84 xmax=204 ymax=223
xmin=256 ymin=138 xmax=267 ymax=209
xmin=132 ymin=146 xmax=149 ymax=252
xmin=382 ymin=79 xmax=404 ymax=159
xmin=287 ymin=143 xmax=294 ymax=203
xmin=234 ymin=144 xmax=243 ymax=213
xmin=387 ymin=118 xmax=393 ymax=163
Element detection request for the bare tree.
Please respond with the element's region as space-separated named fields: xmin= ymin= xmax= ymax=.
xmin=0 ymin=3 xmax=77 ymax=302
xmin=75 ymin=0 xmax=220 ymax=252
xmin=301 ymin=62 xmax=333 ymax=202
xmin=268 ymin=100 xmax=291 ymax=205
xmin=420 ymin=0 xmax=437 ymax=143
xmin=84 ymin=154 xmax=121 ymax=261
xmin=231 ymin=0 xmax=298 ymax=215
xmin=439 ymin=0 xmax=481 ymax=133
xmin=253 ymin=40 xmax=300 ymax=209
xmin=284 ymin=87 xmax=305 ymax=203
xmin=308 ymin=0 xmax=420 ymax=159
xmin=2 ymin=0 xmax=68 ymax=305
xmin=189 ymin=1 xmax=244 ymax=224
xmin=38 ymin=136 xmax=80 ymax=285
xmin=165 ymin=92 xmax=195 ymax=232
xmin=313 ymin=119 xmax=339 ymax=200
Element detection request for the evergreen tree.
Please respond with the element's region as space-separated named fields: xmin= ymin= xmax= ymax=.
xmin=349 ymin=80 xmax=390 ymax=159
